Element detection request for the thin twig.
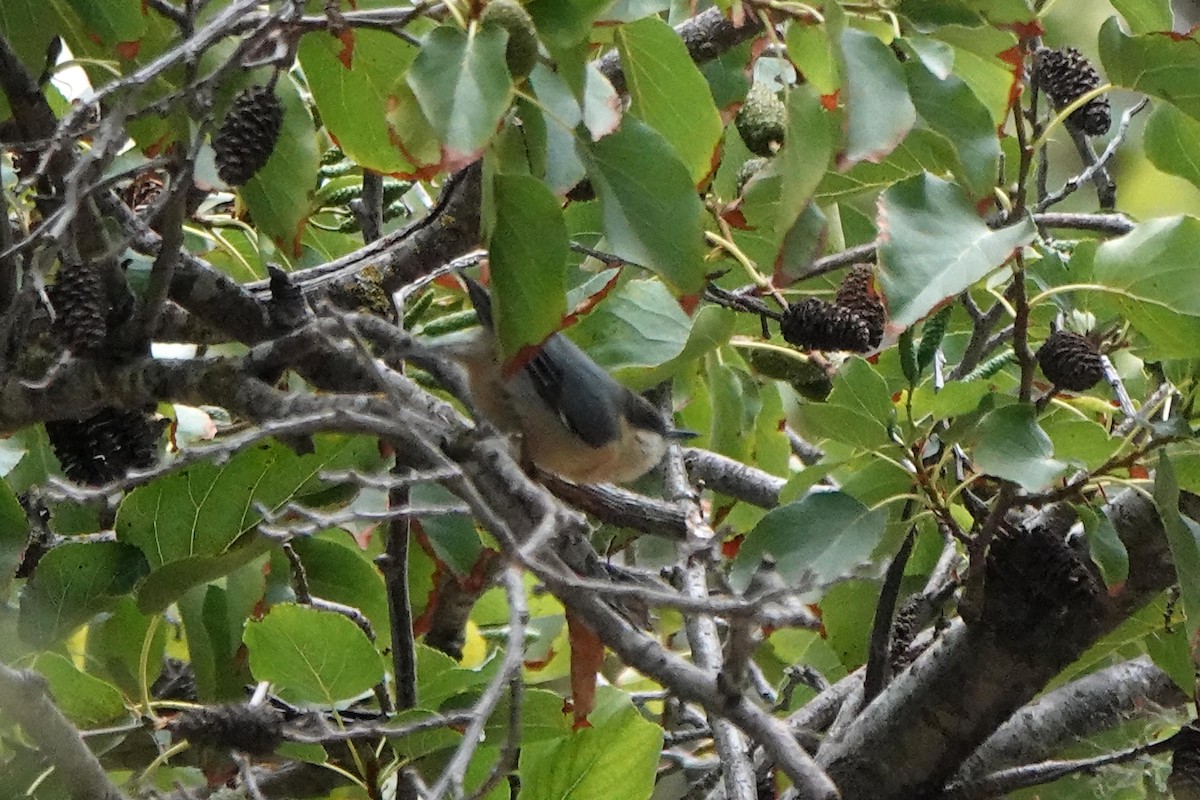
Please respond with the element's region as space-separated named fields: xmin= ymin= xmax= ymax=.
xmin=1036 ymin=99 xmax=1148 ymax=213
xmin=427 ymin=564 xmax=527 ymax=800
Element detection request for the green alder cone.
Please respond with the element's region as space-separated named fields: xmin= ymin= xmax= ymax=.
xmin=481 ymin=0 xmax=539 ymax=80
xmin=734 ymin=156 xmax=769 ymax=196
xmin=735 ymin=83 xmax=787 ymax=157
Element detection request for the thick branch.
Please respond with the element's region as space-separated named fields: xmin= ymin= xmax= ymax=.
xmin=597 ymin=7 xmax=764 ymax=93
xmin=954 ymin=655 xmax=1185 ymax=783
xmin=815 ymin=490 xmax=1185 ymax=800
xmin=0 ymin=664 xmax=126 ymax=800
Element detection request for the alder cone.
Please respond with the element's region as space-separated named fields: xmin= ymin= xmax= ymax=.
xmin=480 ymin=0 xmax=539 ymax=80
xmin=735 ymin=156 xmax=769 ymax=197
xmin=1034 ymin=47 xmax=1111 ymax=136
xmin=166 ymin=703 xmax=285 ymax=756
xmin=834 ymin=264 xmax=885 ymax=348
xmin=214 ymin=85 xmax=283 ymax=186
xmin=48 ymin=261 xmax=108 ymax=357
xmin=780 ymin=298 xmax=873 ymax=353
xmin=1036 ymin=330 xmax=1104 ymax=392
xmin=735 ymin=83 xmax=787 ymax=157
xmin=46 ymin=406 xmax=161 ymax=486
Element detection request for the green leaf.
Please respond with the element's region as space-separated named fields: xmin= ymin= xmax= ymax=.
xmin=1100 ymin=17 xmax=1200 ymax=122
xmin=486 ymin=173 xmax=569 ymax=362
xmin=408 ymin=24 xmax=514 ymax=166
xmin=1144 ymin=103 xmax=1200 ymax=196
xmin=1147 ymin=616 xmax=1193 ymax=697
xmin=730 ymin=491 xmax=889 ymax=597
xmin=19 ymin=541 xmax=149 ymax=646
xmin=179 ymin=583 xmax=253 ymax=701
xmin=906 ymin=34 xmax=955 ymax=79
xmin=238 ymin=77 xmax=320 ymax=258
xmin=60 ymin=0 xmax=145 ymax=50
xmin=527 ymin=64 xmax=587 ymax=193
xmin=932 ymin=25 xmax=1018 ymax=127
xmin=838 ymin=27 xmax=916 ymax=168
xmin=118 ymin=435 xmax=380 ymax=568
xmin=816 ymin=129 xmax=960 ymax=203
xmin=905 ymin=58 xmax=1000 ymax=198
xmin=386 ymin=79 xmax=443 ymax=175
xmin=298 ymin=28 xmax=423 ymax=175
xmin=519 ymin=687 xmax=662 ymax=800
xmin=960 ymin=0 xmax=1033 ymax=24
xmin=897 ymin=0 xmax=982 ymax=27
xmin=838 ymin=457 xmax=913 ymax=509
xmin=1154 ymin=452 xmax=1200 ymax=663
xmin=616 ymin=16 xmax=722 ymax=184
xmin=410 ymin=482 xmax=482 ymax=576
xmin=1041 ymin=417 xmax=1119 ymax=471
xmin=416 ymin=643 xmax=500 ymax=708
xmin=774 ymin=84 xmax=836 ymax=227
xmin=526 ymin=0 xmax=611 ymax=50
xmin=639 ymin=303 xmax=735 ymax=388
xmin=1091 ymin=216 xmax=1200 ymax=359
xmin=708 ymin=362 xmax=759 ymax=463
xmin=0 ymin=477 xmax=26 ymax=601
xmin=967 ymin=404 xmax=1065 ymax=491
xmin=786 ymin=21 xmax=839 ymax=96
xmin=909 ymin=380 xmax=990 ymax=420
xmin=877 ymin=173 xmax=1036 ymax=329
xmin=34 ymin=653 xmax=127 ymax=728
xmin=245 ymin=604 xmax=384 ymax=704
xmin=820 ymin=579 xmax=880 ymax=670
xmin=0 ymin=1 xmax=61 ymax=118
xmin=86 ymin=596 xmax=166 ymax=696
xmin=388 ymin=707 xmax=462 ymax=761
xmin=1075 ymin=505 xmax=1128 ymax=590
xmin=290 ymin=536 xmax=390 ymax=648
xmin=135 ymin=537 xmax=273 ymax=614
xmin=800 ymin=357 xmax=895 ymax=449
xmin=578 ymin=118 xmax=706 ymax=292
xmin=568 ymin=278 xmax=691 ymax=381
xmin=1110 ymin=0 xmax=1173 ymax=33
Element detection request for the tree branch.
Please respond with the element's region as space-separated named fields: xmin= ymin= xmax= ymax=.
xmin=0 ymin=664 xmax=126 ymax=800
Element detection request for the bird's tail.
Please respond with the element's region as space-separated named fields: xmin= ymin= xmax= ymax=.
xmin=461 ymin=274 xmax=495 ymax=329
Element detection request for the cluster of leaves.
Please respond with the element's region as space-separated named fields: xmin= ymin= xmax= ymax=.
xmin=3 ymin=0 xmax=1200 ymax=798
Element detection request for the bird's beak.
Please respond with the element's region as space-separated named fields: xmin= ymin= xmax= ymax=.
xmin=665 ymin=427 xmax=699 ymax=440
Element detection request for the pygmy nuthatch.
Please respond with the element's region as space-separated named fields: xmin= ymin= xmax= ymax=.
xmin=438 ymin=277 xmax=693 ymax=484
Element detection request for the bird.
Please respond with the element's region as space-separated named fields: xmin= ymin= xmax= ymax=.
xmin=435 ymin=275 xmax=694 ymax=484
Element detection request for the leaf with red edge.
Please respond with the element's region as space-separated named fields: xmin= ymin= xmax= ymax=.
xmin=1101 ymin=18 xmax=1200 ymax=123
xmin=300 ymin=28 xmax=427 ymax=176
xmin=61 ymin=0 xmax=145 ymax=52
xmin=577 ymin=118 xmax=706 ymax=292
xmin=616 ymin=16 xmax=723 ymax=184
xmin=876 ymin=173 xmax=1035 ymax=329
xmin=566 ymin=610 xmax=603 ymax=728
xmin=385 ymin=81 xmax=443 ymax=180
xmin=837 ymin=27 xmax=915 ymax=169
xmin=1110 ymin=0 xmax=1173 ymax=33
xmin=787 ymin=20 xmax=839 ymax=97
xmin=932 ymin=26 xmax=1020 ymax=127
xmin=582 ymin=63 xmax=622 ymax=141
xmin=407 ymin=24 xmax=514 ymax=169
